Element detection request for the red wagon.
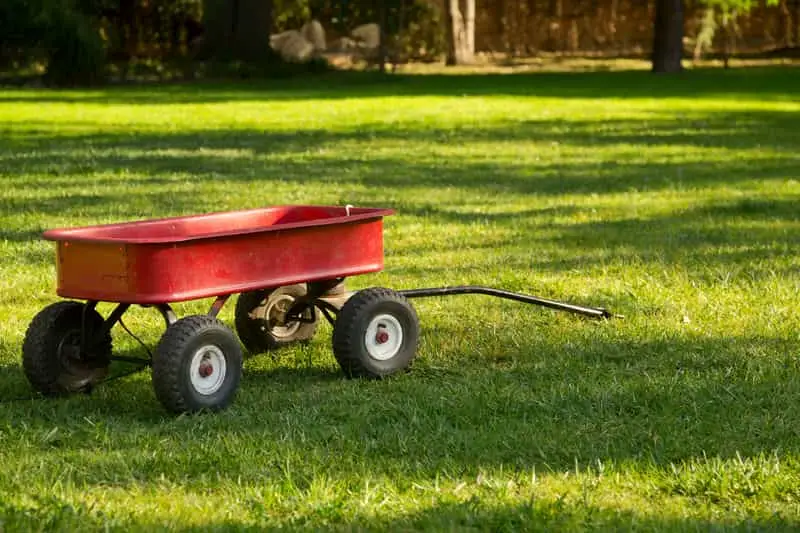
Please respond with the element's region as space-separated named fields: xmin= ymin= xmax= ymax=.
xmin=23 ymin=205 xmax=615 ymax=414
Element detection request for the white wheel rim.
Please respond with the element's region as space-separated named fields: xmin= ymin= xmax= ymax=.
xmin=189 ymin=345 xmax=227 ymax=395
xmin=364 ymin=314 xmax=403 ymax=361
xmin=265 ymin=293 xmax=301 ymax=338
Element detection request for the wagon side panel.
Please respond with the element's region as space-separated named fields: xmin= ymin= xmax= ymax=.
xmin=55 ymin=241 xmax=132 ymax=301
xmin=129 ymin=219 xmax=386 ymax=303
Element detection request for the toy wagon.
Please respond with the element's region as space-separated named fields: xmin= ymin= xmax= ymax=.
xmin=23 ymin=205 xmax=614 ymax=414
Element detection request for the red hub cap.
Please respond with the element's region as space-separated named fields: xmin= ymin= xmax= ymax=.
xmin=198 ymin=362 xmax=214 ymax=378
xmin=375 ymin=327 xmax=390 ymax=344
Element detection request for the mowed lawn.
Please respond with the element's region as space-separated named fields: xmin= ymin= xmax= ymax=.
xmin=0 ymin=67 xmax=799 ymax=531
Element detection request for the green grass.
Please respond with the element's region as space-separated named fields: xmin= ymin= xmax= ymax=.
xmin=1 ymin=66 xmax=799 ymax=531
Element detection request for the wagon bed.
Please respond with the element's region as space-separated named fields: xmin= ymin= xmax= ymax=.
xmin=44 ymin=205 xmax=393 ymax=304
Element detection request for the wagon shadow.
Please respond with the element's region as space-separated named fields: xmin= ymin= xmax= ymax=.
xmin=0 ymin=228 xmax=46 ymax=242
xmin=0 ymin=366 xmax=34 ymax=402
xmin=242 ymin=364 xmax=343 ymax=383
xmin=0 ymin=357 xmax=153 ymax=408
xmin=0 ymin=347 xmax=347 ymax=422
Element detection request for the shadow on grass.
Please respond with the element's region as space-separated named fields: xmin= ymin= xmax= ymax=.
xmin=0 ymin=284 xmax=798 ymax=522
xmin=2 ymin=493 xmax=797 ymax=530
xmin=0 ymin=67 xmax=798 ymax=105
xmin=1 ymin=107 xmax=797 ymax=281
xmin=0 ymin=111 xmax=797 ymax=213
xmin=0 ymin=340 xmax=152 ymax=405
xmin=279 ymin=499 xmax=798 ymax=532
xmin=383 ymin=197 xmax=800 ymax=285
xmin=1 ymin=329 xmax=798 ymax=475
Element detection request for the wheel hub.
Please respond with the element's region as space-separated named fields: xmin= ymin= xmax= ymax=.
xmin=189 ymin=345 xmax=227 ymax=395
xmin=364 ymin=314 xmax=403 ymax=361
xmin=375 ymin=328 xmax=390 ymax=344
xmin=57 ymin=331 xmax=83 ymax=362
xmin=265 ymin=294 xmax=302 ymax=338
xmin=198 ymin=362 xmax=214 ymax=378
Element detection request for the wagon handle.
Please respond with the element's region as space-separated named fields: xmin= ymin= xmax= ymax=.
xmin=398 ymin=285 xmax=621 ymax=320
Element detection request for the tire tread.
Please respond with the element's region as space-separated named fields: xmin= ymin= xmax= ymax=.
xmin=153 ymin=315 xmax=241 ymax=413
xmin=332 ymin=287 xmax=419 ymax=379
xmin=22 ymin=301 xmax=111 ymax=395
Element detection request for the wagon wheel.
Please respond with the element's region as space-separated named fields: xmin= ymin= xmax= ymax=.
xmin=22 ymin=301 xmax=112 ymax=395
xmin=152 ymin=315 xmax=243 ymax=413
xmin=332 ymin=287 xmax=420 ymax=379
xmin=234 ymin=284 xmax=318 ymax=354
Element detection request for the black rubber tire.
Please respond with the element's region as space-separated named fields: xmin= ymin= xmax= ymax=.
xmin=152 ymin=315 xmax=243 ymax=414
xmin=22 ymin=301 xmax=112 ymax=395
xmin=234 ymin=284 xmax=318 ymax=354
xmin=332 ymin=287 xmax=420 ymax=379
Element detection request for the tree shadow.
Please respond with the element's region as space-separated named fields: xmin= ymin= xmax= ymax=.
xmin=0 ymin=67 xmax=797 ymax=105
xmin=4 ymin=105 xmax=799 ymax=151
xmin=1 ymin=292 xmax=799 ymax=526
xmin=547 ymin=199 xmax=800 ymax=281
xmin=302 ymin=499 xmax=798 ymax=531
xmin=3 ymin=493 xmax=797 ymax=530
xmin=1 ymin=329 xmax=799 ymax=476
xmin=1 ymin=110 xmax=797 ymax=205
xmin=1 ymin=106 xmax=796 ymax=291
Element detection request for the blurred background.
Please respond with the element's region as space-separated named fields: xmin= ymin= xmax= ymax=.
xmin=1 ymin=0 xmax=797 ymax=86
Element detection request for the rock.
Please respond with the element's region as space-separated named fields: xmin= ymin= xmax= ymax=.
xmin=301 ymin=20 xmax=326 ymax=51
xmin=327 ymin=36 xmax=359 ymax=53
xmin=270 ymin=30 xmax=300 ymax=50
xmin=350 ymin=23 xmax=380 ymax=50
xmin=277 ymin=31 xmax=314 ymax=62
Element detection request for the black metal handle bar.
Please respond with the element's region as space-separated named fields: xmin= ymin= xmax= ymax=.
xmin=397 ymin=286 xmax=619 ymax=319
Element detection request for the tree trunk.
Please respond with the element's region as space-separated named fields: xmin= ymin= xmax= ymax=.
xmin=445 ymin=0 xmax=475 ymax=65
xmin=499 ymin=0 xmax=508 ymax=55
xmin=652 ymin=0 xmax=684 ymax=73
xmin=202 ymin=0 xmax=234 ymax=58
xmin=377 ymin=0 xmax=387 ymax=73
xmin=796 ymin=0 xmax=800 ymax=47
xmin=609 ymin=0 xmax=619 ymax=47
xmin=119 ymin=0 xmax=137 ymax=60
xmin=780 ymin=0 xmax=792 ymax=46
xmin=722 ymin=19 xmax=730 ymax=69
xmin=465 ymin=0 xmax=475 ymax=58
xmin=202 ymin=0 xmax=275 ymax=63
xmin=232 ymin=0 xmax=273 ymax=62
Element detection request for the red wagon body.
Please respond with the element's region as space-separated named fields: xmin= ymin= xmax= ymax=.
xmin=43 ymin=205 xmax=394 ymax=304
